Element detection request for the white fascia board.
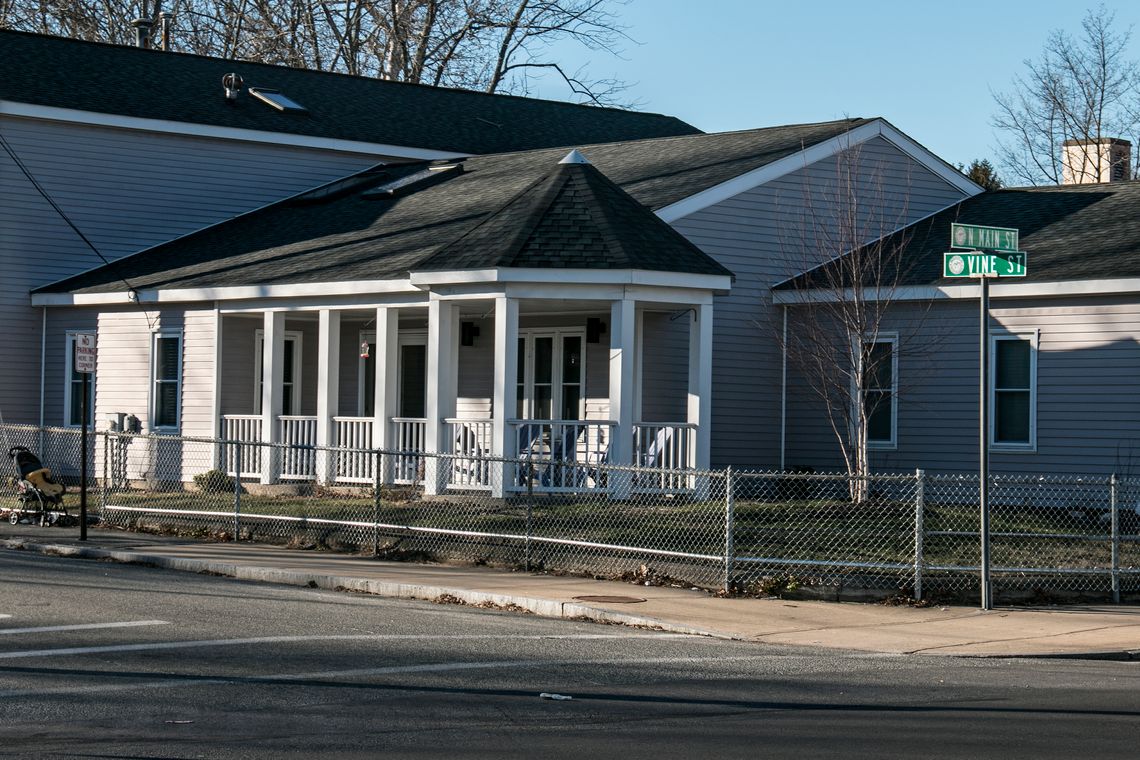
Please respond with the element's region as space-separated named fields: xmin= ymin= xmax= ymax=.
xmin=1 ymin=101 xmax=470 ymax=161
xmin=655 ymin=119 xmax=983 ymax=224
xmin=409 ymin=267 xmax=731 ymax=293
xmin=772 ymin=276 xmax=1140 ymax=305
xmin=33 ymin=279 xmax=422 ymax=307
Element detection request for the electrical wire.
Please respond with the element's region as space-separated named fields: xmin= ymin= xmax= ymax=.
xmin=0 ymin=131 xmax=154 ymax=327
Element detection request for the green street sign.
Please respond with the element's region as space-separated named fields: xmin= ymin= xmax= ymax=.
xmin=943 ymin=251 xmax=1027 ymax=278
xmin=951 ymin=223 xmax=1019 ymax=253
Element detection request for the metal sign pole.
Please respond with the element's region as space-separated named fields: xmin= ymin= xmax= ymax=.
xmin=80 ymin=371 xmax=88 ymax=541
xmin=979 ymin=275 xmax=991 ymax=610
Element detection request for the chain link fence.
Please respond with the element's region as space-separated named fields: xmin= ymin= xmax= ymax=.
xmin=2 ymin=424 xmax=1138 ymax=602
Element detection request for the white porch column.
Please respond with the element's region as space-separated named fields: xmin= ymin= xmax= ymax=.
xmin=688 ymin=302 xmax=714 ymax=498
xmin=609 ymin=298 xmax=636 ymax=498
xmin=424 ymin=297 xmax=458 ymax=495
xmin=372 ymin=306 xmax=399 ymax=484
xmin=315 ymin=309 xmax=340 ymax=484
xmin=491 ymin=296 xmax=519 ymax=498
xmin=260 ymin=310 xmax=285 ymax=484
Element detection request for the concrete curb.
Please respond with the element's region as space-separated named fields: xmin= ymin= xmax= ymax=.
xmin=1 ymin=539 xmax=724 ymax=640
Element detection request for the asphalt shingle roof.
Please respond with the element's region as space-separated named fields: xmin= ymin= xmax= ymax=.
xmin=778 ymin=180 xmax=1140 ymax=290
xmin=38 ymin=118 xmax=873 ymax=294
xmin=0 ymin=29 xmax=699 ymax=155
xmin=418 ymin=155 xmax=732 ymax=276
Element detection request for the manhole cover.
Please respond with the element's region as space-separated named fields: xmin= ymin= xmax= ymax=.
xmin=572 ymin=595 xmax=647 ymax=604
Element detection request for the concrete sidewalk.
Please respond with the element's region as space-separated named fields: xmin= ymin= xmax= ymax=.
xmin=3 ymin=525 xmax=1139 ymax=660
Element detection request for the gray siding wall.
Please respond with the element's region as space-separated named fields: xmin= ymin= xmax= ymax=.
xmin=669 ymin=135 xmax=968 ymax=468
xmin=786 ymin=294 xmax=1140 ymax=477
xmin=2 ymin=113 xmax=391 ymax=423
xmin=639 ymin=310 xmax=689 ymax=422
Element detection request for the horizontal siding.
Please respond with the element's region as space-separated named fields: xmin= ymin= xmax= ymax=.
xmin=670 ymin=135 xmax=968 ymax=469
xmin=787 ymin=295 xmax=1140 ymax=478
xmin=1 ymin=114 xmax=393 ymax=424
xmin=640 ymin=310 xmax=689 ymax=423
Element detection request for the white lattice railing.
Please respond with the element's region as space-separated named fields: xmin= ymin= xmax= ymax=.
xmin=279 ymin=416 xmax=317 ymax=480
xmin=633 ymin=422 xmax=696 ymax=493
xmin=445 ymin=418 xmax=493 ymax=490
xmin=334 ymin=416 xmax=374 ymax=483
xmin=220 ymin=415 xmax=263 ymax=478
xmin=391 ymin=418 xmax=427 ymax=484
xmin=511 ymin=419 xmax=615 ymax=493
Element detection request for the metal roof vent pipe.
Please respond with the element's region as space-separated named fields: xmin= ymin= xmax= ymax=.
xmin=223 ymin=73 xmax=244 ymax=103
xmin=130 ymin=16 xmax=153 ymax=49
xmin=158 ymin=11 xmax=174 ymax=51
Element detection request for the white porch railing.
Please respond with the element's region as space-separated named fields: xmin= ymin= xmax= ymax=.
xmin=279 ymin=416 xmax=318 ymax=480
xmin=392 ymin=418 xmax=427 ymax=484
xmin=334 ymin=416 xmax=374 ymax=483
xmin=633 ymin=422 xmax=696 ymax=493
xmin=511 ymin=419 xmax=615 ymax=493
xmin=220 ymin=415 xmax=263 ymax=478
xmin=445 ymin=418 xmax=493 ymax=490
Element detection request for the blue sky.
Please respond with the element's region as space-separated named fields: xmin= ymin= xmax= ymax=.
xmin=539 ymin=1 xmax=1140 ymax=175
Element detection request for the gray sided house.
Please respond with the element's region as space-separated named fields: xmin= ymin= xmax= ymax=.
xmin=31 ymin=106 xmax=978 ymax=494
xmin=778 ymin=178 xmax=1140 ymax=479
xmin=1 ymin=29 xmax=698 ymax=428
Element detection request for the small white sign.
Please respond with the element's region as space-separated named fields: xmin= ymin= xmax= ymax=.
xmin=75 ymin=332 xmax=96 ymax=373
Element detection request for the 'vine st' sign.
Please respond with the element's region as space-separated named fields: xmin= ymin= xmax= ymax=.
xmin=951 ymin=222 xmax=1019 ymax=253
xmin=943 ymin=251 xmax=1027 ymax=278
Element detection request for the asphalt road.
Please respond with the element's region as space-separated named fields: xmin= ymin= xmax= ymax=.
xmin=1 ymin=551 xmax=1139 ymax=759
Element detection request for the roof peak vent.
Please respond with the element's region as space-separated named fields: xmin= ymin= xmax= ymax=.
xmin=130 ymin=17 xmax=153 ymax=48
xmin=559 ymin=149 xmax=590 ymax=165
xmin=222 ymin=73 xmax=243 ymax=102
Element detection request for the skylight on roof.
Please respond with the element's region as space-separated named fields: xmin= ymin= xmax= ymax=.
xmin=248 ymin=87 xmax=307 ymax=113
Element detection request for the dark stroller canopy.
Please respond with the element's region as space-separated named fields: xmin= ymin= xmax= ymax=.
xmin=8 ymin=446 xmax=46 ymax=479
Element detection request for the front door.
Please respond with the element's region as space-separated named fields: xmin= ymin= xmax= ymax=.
xmin=516 ymin=331 xmax=584 ymax=421
xmin=360 ymin=331 xmax=427 ymax=418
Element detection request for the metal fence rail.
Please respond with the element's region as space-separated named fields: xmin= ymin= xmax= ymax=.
xmin=1 ymin=424 xmax=1138 ymax=602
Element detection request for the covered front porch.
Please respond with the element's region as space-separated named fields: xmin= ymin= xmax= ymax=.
xmin=215 ymin=282 xmax=715 ymax=497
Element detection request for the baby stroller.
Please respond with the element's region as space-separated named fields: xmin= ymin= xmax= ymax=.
xmin=5 ymin=446 xmax=74 ymax=526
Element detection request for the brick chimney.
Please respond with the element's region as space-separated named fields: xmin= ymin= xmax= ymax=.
xmin=1061 ymin=138 xmax=1132 ymax=184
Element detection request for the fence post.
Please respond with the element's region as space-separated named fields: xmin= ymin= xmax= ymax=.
xmin=373 ymin=449 xmax=382 ymax=558
xmin=1111 ymin=473 xmax=1120 ymax=604
xmin=914 ymin=469 xmax=925 ymax=602
xmin=100 ymin=431 xmax=108 ymax=521
xmin=233 ymin=443 xmax=242 ymax=542
xmin=525 ymin=450 xmax=534 ymax=572
xmin=723 ymin=465 xmax=735 ymax=594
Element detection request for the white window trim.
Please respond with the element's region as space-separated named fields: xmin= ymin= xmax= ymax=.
xmin=856 ymin=333 xmax=898 ymax=450
xmin=254 ymin=329 xmax=303 ymax=415
xmin=150 ymin=331 xmax=183 ymax=432
xmin=63 ymin=330 xmax=95 ymax=428
xmin=990 ymin=329 xmax=1038 ymax=452
xmin=517 ymin=328 xmax=586 ymax=421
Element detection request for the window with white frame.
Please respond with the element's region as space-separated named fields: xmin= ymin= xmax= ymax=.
xmin=64 ymin=332 xmax=95 ymax=427
xmin=254 ymin=331 xmax=302 ymax=415
xmin=152 ymin=332 xmax=182 ymax=430
xmin=516 ymin=330 xmax=585 ymax=420
xmin=861 ymin=336 xmax=897 ymax=448
xmin=992 ymin=332 xmax=1036 ymax=449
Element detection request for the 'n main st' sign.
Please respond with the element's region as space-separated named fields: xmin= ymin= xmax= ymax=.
xmin=943 ymin=251 xmax=1027 ymax=278
xmin=951 ymin=222 xmax=1018 ymax=253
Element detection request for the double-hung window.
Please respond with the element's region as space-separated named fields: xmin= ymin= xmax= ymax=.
xmin=64 ymin=332 xmax=95 ymax=427
xmin=991 ymin=332 xmax=1036 ymax=449
xmin=152 ymin=332 xmax=182 ymax=430
xmin=861 ymin=336 xmax=897 ymax=448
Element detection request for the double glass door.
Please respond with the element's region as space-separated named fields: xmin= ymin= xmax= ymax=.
xmin=516 ymin=331 xmax=584 ymax=421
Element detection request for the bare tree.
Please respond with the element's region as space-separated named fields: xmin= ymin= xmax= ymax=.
xmin=774 ymin=146 xmax=933 ymax=500
xmin=993 ymin=5 xmax=1140 ymax=185
xmin=0 ymin=0 xmax=635 ymax=106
